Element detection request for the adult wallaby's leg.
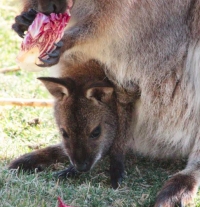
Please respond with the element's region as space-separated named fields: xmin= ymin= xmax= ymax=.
xmin=8 ymin=144 xmax=68 ymax=172
xmin=154 ymin=135 xmax=200 ymax=207
xmin=154 ymin=173 xmax=198 ymax=207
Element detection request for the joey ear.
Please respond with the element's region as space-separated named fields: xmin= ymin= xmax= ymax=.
xmin=38 ymin=77 xmax=75 ymax=99
xmin=86 ymin=87 xmax=114 ymax=103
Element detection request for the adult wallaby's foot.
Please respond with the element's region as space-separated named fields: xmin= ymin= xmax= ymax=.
xmin=154 ymin=173 xmax=198 ymax=207
xmin=12 ymin=9 xmax=37 ymax=38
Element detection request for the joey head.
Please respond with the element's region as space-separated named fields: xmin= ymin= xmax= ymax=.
xmin=39 ymin=76 xmax=117 ymax=173
xmin=9 ymin=60 xmax=133 ymax=189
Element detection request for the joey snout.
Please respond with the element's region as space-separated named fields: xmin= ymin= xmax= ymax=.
xmin=71 ymin=153 xmax=98 ymax=172
xmin=73 ymin=159 xmax=91 ymax=172
xmin=70 ymin=149 xmax=103 ymax=173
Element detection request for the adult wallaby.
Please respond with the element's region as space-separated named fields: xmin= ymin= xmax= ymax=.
xmin=11 ymin=0 xmax=200 ymax=206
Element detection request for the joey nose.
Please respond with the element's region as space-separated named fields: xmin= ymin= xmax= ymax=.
xmin=75 ymin=161 xmax=90 ymax=172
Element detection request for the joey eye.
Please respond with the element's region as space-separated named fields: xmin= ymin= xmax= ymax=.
xmin=60 ymin=128 xmax=69 ymax=139
xmin=90 ymin=126 xmax=101 ymax=139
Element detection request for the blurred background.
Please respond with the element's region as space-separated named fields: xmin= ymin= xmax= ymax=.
xmin=0 ymin=0 xmax=58 ymax=161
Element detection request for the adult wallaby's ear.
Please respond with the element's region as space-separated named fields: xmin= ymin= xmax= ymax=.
xmin=38 ymin=77 xmax=75 ymax=99
xmin=86 ymin=86 xmax=114 ymax=104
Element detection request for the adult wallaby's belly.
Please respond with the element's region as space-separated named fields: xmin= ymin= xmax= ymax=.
xmin=128 ymin=66 xmax=200 ymax=159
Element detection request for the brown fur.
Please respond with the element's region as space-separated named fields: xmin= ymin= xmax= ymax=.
xmin=10 ymin=0 xmax=200 ymax=206
xmin=155 ymin=174 xmax=198 ymax=207
xmin=9 ymin=59 xmax=137 ymax=188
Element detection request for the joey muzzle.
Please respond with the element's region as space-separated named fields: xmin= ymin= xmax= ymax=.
xmin=73 ymin=160 xmax=91 ymax=172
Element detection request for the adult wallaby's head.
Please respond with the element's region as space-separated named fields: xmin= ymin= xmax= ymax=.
xmin=38 ymin=66 xmax=118 ymax=172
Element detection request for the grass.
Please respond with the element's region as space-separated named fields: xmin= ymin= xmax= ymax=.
xmin=1 ymin=1 xmax=200 ymax=207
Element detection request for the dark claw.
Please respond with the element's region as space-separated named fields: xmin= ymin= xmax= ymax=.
xmin=36 ymin=58 xmax=50 ymax=67
xmin=21 ymin=14 xmax=35 ymax=23
xmin=46 ymin=50 xmax=60 ymax=58
xmin=54 ymin=41 xmax=64 ymax=48
xmin=36 ymin=63 xmax=45 ymax=67
xmin=12 ymin=24 xmax=25 ymax=38
xmin=22 ymin=9 xmax=37 ymax=22
xmin=37 ymin=56 xmax=60 ymax=67
xmin=54 ymin=165 xmax=78 ymax=179
xmin=28 ymin=9 xmax=37 ymax=16
xmin=36 ymin=41 xmax=63 ymax=67
xmin=15 ymin=15 xmax=32 ymax=26
xmin=21 ymin=10 xmax=37 ymax=23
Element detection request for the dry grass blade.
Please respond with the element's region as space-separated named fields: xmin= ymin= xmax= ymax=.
xmin=0 ymin=98 xmax=53 ymax=107
xmin=0 ymin=66 xmax=20 ymax=73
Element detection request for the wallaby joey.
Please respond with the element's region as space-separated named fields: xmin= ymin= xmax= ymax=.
xmin=11 ymin=0 xmax=200 ymax=206
xmin=9 ymin=59 xmax=137 ymax=190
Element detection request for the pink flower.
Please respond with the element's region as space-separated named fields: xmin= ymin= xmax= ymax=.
xmin=17 ymin=11 xmax=71 ymax=71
